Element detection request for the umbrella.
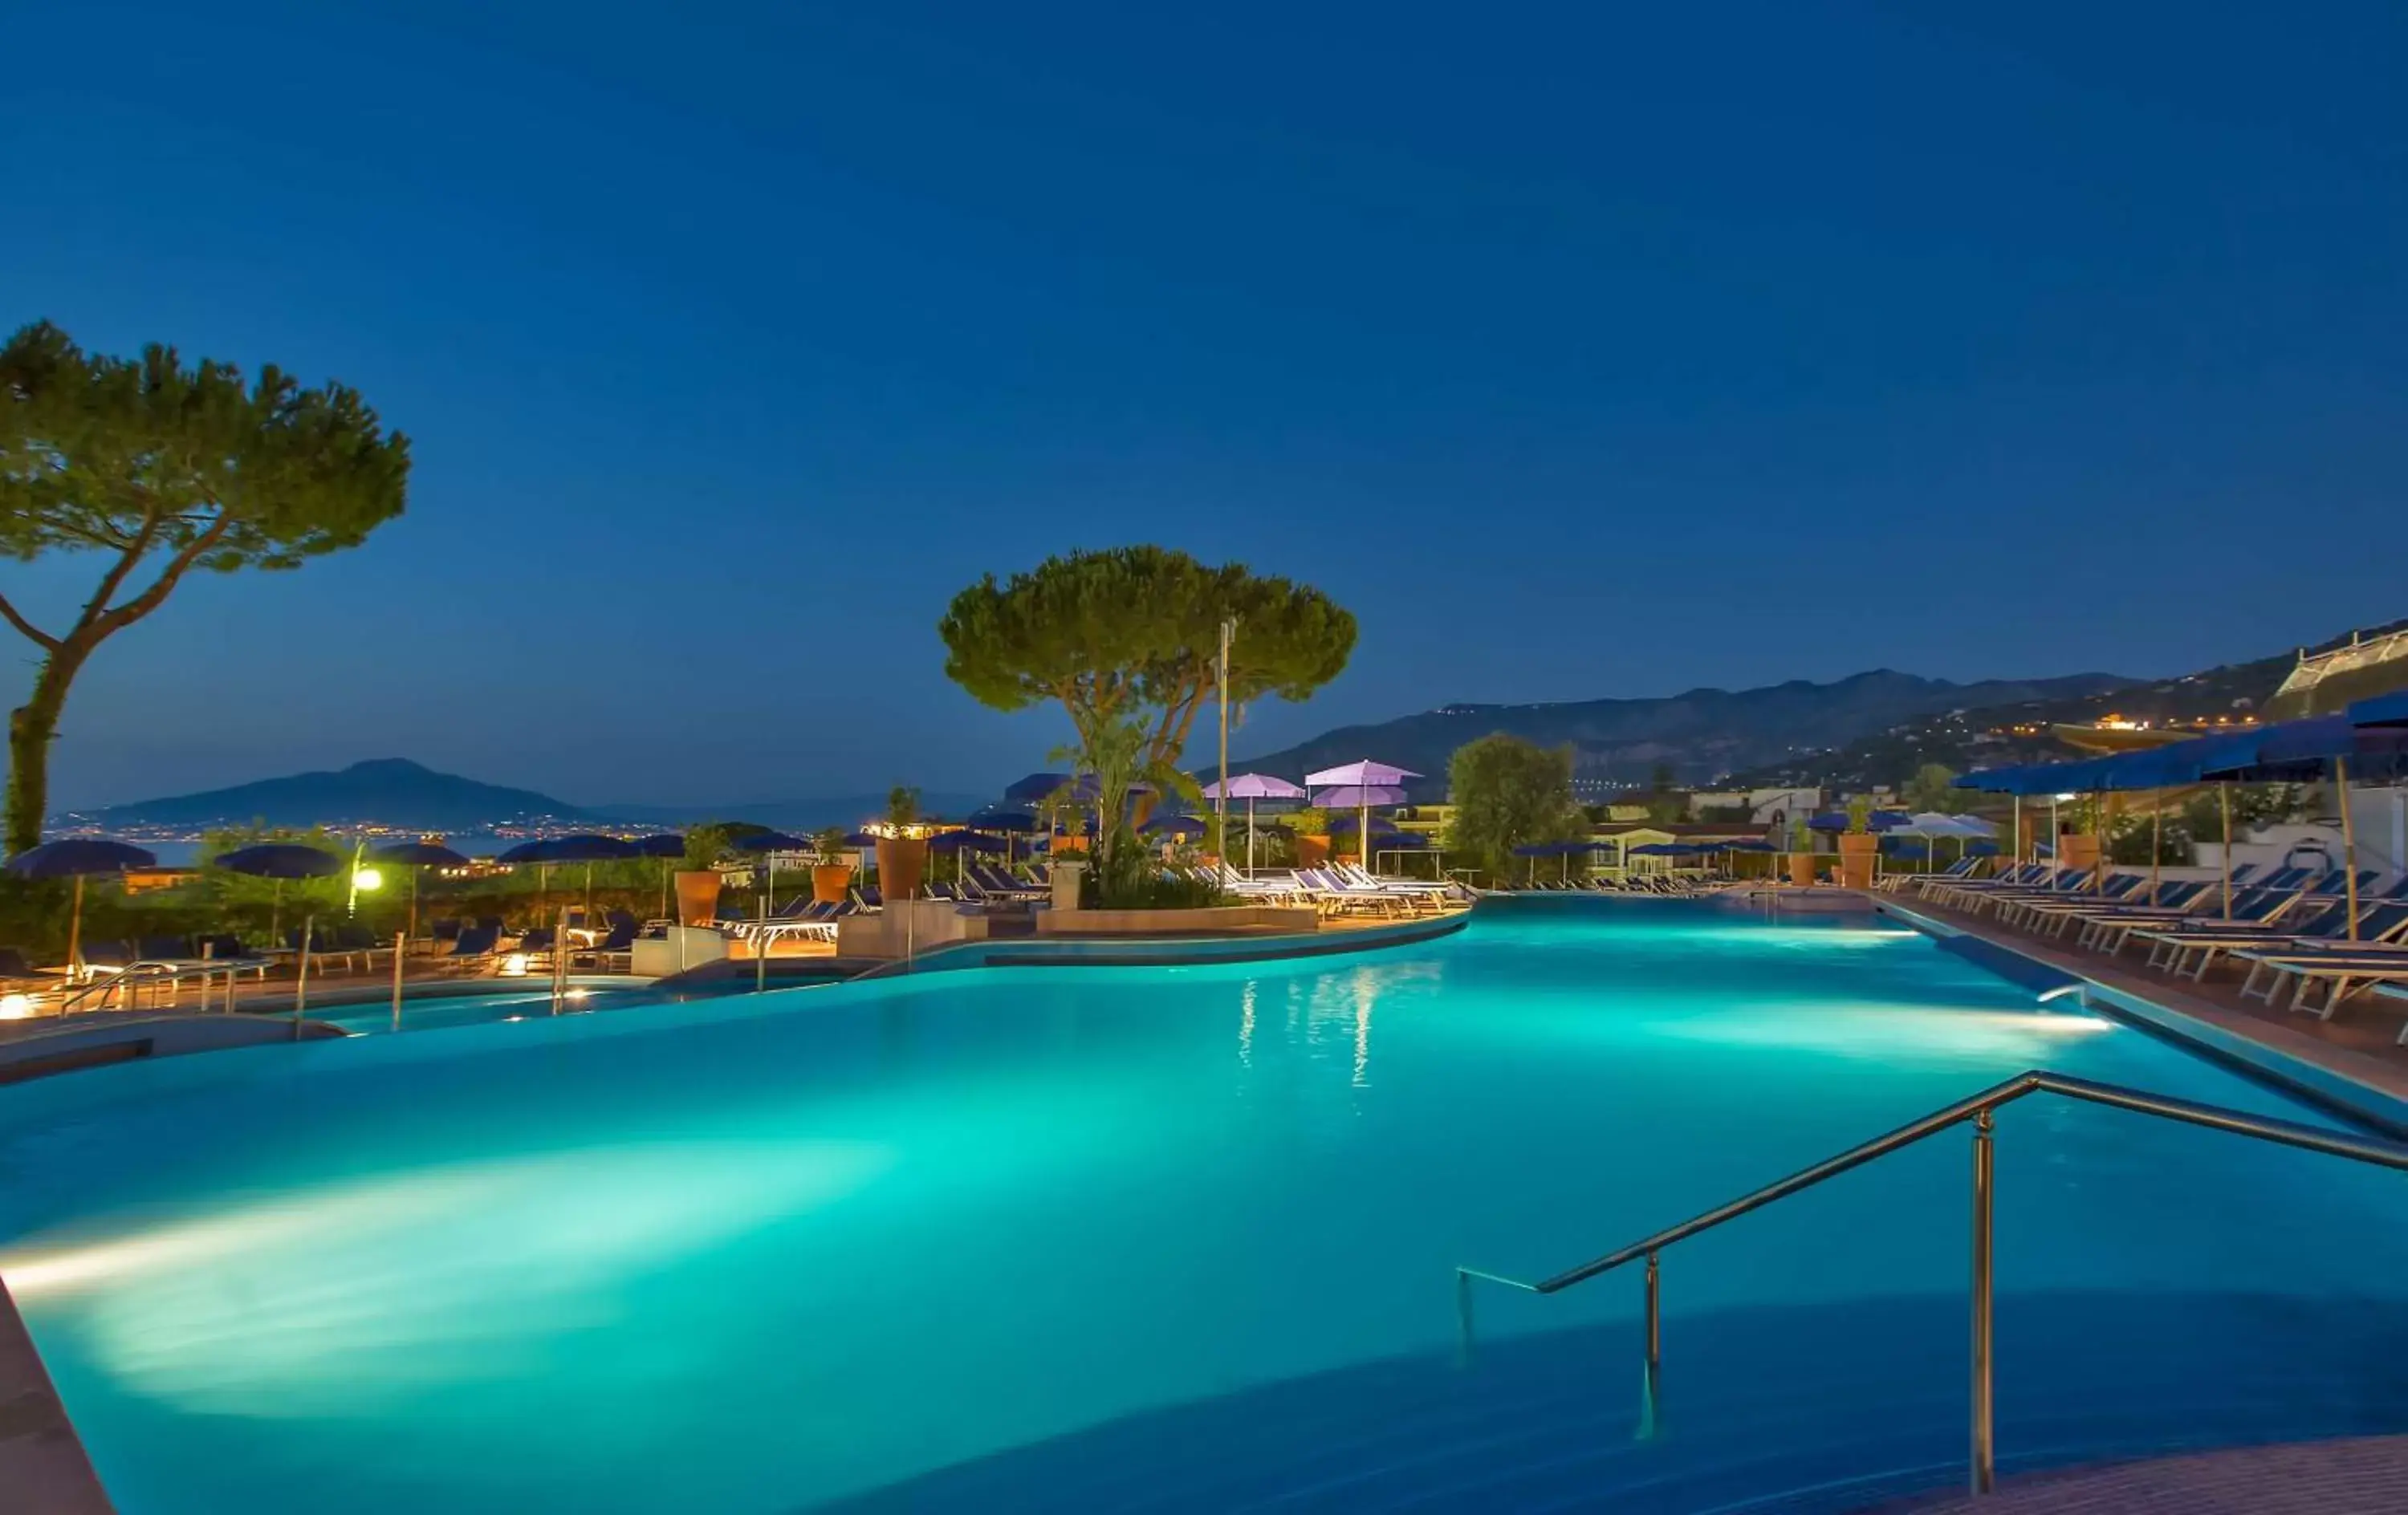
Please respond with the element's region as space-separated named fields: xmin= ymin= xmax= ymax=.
xmin=968 ymin=806 xmax=1040 ymax=831
xmin=365 ymin=841 xmax=470 ymax=946
xmin=730 ymin=831 xmax=809 ymax=916
xmin=927 ymin=829 xmax=1007 ymax=887
xmin=628 ymin=834 xmax=688 ymax=922
xmin=926 ymin=830 xmax=1007 ymax=852
xmin=215 ymin=843 xmax=346 ymax=1026
xmin=969 ymin=806 xmax=1041 ymax=863
xmin=499 ymin=833 xmax=643 ymax=916
xmin=1804 ymin=810 xmax=1912 ymax=832
xmin=1306 ymin=762 xmax=1422 ymax=870
xmin=4 ymin=839 xmax=158 ymax=977
xmin=1003 ymin=772 xmax=1075 ymax=806
xmin=1201 ymin=773 xmax=1310 ymax=874
xmin=1307 ymin=762 xmax=1420 ymax=870
xmin=1139 ymin=813 xmax=1208 ymax=839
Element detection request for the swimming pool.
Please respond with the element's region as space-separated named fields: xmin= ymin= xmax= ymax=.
xmin=303 ymin=979 xmax=661 ymax=1036
xmin=0 ymin=897 xmax=2402 ymax=1512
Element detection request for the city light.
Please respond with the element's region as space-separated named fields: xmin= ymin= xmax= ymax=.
xmin=352 ymin=867 xmax=384 ymax=893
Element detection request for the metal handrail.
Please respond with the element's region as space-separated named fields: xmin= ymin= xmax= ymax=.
xmin=1454 ymin=1068 xmax=2408 ymax=1497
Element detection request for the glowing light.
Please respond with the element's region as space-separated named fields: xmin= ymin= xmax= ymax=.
xmin=351 ymin=867 xmax=384 ymax=892
xmin=563 ymin=988 xmax=591 ymax=1001
xmin=499 ymin=954 xmax=530 ymax=977
xmin=0 ymin=993 xmax=34 ymax=1020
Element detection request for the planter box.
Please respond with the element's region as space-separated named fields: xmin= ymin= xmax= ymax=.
xmin=1836 ymin=832 xmax=1878 ymax=889
xmin=1038 ymin=905 xmax=1320 ymax=936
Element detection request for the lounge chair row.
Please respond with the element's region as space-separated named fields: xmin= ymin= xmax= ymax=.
xmin=1911 ymin=862 xmax=2408 ymax=1042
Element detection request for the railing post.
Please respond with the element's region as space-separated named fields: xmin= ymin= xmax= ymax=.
xmin=1454 ymin=1269 xmax=1474 ymax=1367
xmin=1639 ymin=1249 xmax=1662 ymax=1440
xmin=1970 ymin=1109 xmax=1996 ymax=1495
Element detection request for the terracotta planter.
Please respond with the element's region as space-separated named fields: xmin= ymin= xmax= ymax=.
xmin=1051 ymin=834 xmax=1089 ymax=854
xmin=876 ymin=837 xmax=928 ymax=900
xmin=1784 ymin=851 xmax=1818 ymax=887
xmin=673 ymin=870 xmax=722 ymax=927
xmin=811 ymin=863 xmax=854 ymax=904
xmin=2056 ymin=833 xmax=2101 ymax=871
xmin=1836 ymin=832 xmax=1878 ymax=889
xmin=1297 ymin=834 xmax=1332 ymax=866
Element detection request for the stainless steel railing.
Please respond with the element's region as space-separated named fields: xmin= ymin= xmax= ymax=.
xmin=1454 ymin=1068 xmax=2408 ymax=1497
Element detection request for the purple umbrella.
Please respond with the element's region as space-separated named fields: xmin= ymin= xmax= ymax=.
xmin=1200 ymin=773 xmax=1308 ymax=875
xmin=1306 ymin=761 xmax=1422 ymax=867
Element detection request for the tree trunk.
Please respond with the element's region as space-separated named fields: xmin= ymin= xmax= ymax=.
xmin=6 ymin=648 xmax=85 ymax=856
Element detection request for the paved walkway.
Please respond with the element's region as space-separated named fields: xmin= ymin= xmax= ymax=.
xmin=1889 ymin=892 xmax=2408 ymax=1107
xmin=0 ymin=1279 xmax=112 ymax=1513
xmin=1878 ymin=1435 xmax=2408 ymax=1512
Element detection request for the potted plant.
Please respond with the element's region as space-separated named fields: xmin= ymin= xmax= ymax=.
xmin=1837 ymin=795 xmax=1880 ymax=889
xmin=676 ymin=824 xmax=730 ymax=926
xmin=1289 ymin=806 xmax=1332 ymax=867
xmin=874 ymin=786 xmax=928 ymax=901
xmin=811 ymin=825 xmax=856 ymax=904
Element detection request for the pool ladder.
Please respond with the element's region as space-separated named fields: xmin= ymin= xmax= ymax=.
xmin=1454 ymin=1069 xmax=2408 ymax=1497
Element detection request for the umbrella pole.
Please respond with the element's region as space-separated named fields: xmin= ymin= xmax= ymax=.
xmin=409 ymin=868 xmax=420 ymax=948
xmin=660 ymin=861 xmax=670 ymax=922
xmin=2150 ymin=801 xmax=2162 ymax=901
xmin=2220 ymin=786 xmax=2234 ymax=920
xmin=2011 ymin=795 xmax=2021 ymax=874
xmin=1247 ymin=796 xmax=1257 ymax=877
xmin=271 ymin=879 xmax=283 ymax=948
xmin=2337 ymin=756 xmax=2360 ymax=940
xmin=68 ymin=875 xmax=84 ymax=981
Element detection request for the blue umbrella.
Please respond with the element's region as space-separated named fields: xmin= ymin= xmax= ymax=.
xmin=1140 ymin=813 xmax=1208 ymax=839
xmin=215 ymin=843 xmax=346 ymax=1022
xmin=927 ymin=830 xmax=1007 ymax=854
xmin=841 ymin=830 xmax=882 ymax=848
xmin=364 ymin=841 xmax=469 ymax=869
xmin=729 ymin=831 xmax=809 ymax=854
xmin=217 ymin=843 xmax=345 ymax=879
xmin=366 ymin=841 xmax=471 ymax=944
xmin=726 ymin=832 xmax=811 ymax=916
xmin=6 ymin=839 xmax=159 ymax=976
xmin=629 ymin=834 xmax=689 ymax=920
xmin=968 ymin=806 xmax=1040 ymax=833
xmin=495 ymin=835 xmax=641 ymax=864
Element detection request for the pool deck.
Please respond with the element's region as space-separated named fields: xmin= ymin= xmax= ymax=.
xmin=1878 ymin=892 xmax=2408 ymax=1131
xmin=0 ymin=1278 xmax=112 ymax=1513
xmin=1873 ymin=1433 xmax=2408 ymax=1512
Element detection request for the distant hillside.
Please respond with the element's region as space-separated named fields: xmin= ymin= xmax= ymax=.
xmin=1727 ymin=616 xmax=2408 ymax=790
xmin=74 ymin=759 xmax=592 ymax=831
xmin=600 ymin=792 xmax=993 ymax=830
xmin=1236 ymin=669 xmax=2137 ymax=796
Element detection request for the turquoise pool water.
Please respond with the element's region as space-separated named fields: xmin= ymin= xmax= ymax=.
xmin=304 ymin=980 xmax=660 ymax=1036
xmin=1 ymin=898 xmax=2402 ymax=1512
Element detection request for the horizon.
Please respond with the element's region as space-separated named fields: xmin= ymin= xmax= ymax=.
xmin=56 ymin=640 xmax=2335 ymax=814
xmin=9 ymin=2 xmax=2406 ymax=808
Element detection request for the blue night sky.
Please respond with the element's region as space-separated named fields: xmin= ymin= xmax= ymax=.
xmin=6 ymin=2 xmax=2404 ymax=809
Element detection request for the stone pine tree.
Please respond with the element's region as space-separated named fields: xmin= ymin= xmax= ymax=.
xmin=0 ymin=322 xmax=411 ymax=853
xmin=938 ymin=546 xmax=1356 ymax=771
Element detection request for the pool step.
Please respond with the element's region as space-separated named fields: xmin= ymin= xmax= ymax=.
xmin=815 ymin=1290 xmax=2408 ymax=1513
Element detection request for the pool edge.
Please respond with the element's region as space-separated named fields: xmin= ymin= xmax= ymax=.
xmin=1877 ymin=897 xmax=2408 ymax=1139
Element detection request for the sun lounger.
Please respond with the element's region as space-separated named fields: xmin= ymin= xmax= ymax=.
xmin=2135 ymin=895 xmax=2346 ymax=979
xmin=2231 ymin=904 xmax=2408 ymax=1013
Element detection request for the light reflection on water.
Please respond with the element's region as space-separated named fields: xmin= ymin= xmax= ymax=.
xmin=0 ymin=898 xmax=2398 ymax=1514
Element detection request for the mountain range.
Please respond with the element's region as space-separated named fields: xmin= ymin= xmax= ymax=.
xmin=64 ymin=760 xmax=984 ymax=835
xmin=65 ymin=619 xmax=2406 ymax=829
xmin=1235 ymin=669 xmax=2137 ymax=797
xmin=1726 ymin=616 xmax=2408 ymax=791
